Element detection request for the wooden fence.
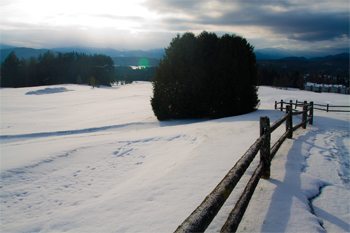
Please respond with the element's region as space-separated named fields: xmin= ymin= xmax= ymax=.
xmin=174 ymin=102 xmax=314 ymax=233
xmin=275 ymin=99 xmax=350 ymax=113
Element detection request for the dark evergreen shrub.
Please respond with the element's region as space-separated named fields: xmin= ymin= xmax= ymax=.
xmin=151 ymin=31 xmax=259 ymax=120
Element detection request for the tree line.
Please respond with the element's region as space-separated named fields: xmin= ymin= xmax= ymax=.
xmin=0 ymin=51 xmax=115 ymax=87
xmin=115 ymin=66 xmax=156 ymax=84
xmin=257 ymin=54 xmax=349 ymax=88
xmin=257 ymin=65 xmax=349 ymax=89
xmin=257 ymin=66 xmax=304 ymax=88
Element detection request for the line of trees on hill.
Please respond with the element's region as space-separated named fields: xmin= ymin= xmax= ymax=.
xmin=115 ymin=66 xmax=156 ymax=84
xmin=3 ymin=48 xmax=347 ymax=91
xmin=257 ymin=67 xmax=304 ymax=89
xmin=1 ymin=51 xmax=115 ymax=87
xmin=257 ymin=66 xmax=349 ymax=89
xmin=257 ymin=55 xmax=349 ymax=88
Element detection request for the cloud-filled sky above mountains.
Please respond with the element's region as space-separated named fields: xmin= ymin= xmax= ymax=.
xmin=1 ymin=0 xmax=349 ymax=53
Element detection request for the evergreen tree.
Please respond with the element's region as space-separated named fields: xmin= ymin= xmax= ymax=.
xmin=1 ymin=52 xmax=21 ymax=87
xmin=151 ymin=32 xmax=259 ymax=120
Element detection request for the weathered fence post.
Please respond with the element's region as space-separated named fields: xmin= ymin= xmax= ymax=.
xmin=309 ymin=101 xmax=314 ymax=125
xmin=274 ymin=101 xmax=277 ymax=110
xmin=286 ymin=105 xmax=293 ymax=138
xmin=295 ymin=100 xmax=298 ymax=109
xmin=260 ymin=117 xmax=271 ymax=179
xmin=302 ymin=101 xmax=308 ymax=129
xmin=326 ymin=104 xmax=329 ymax=112
xmin=280 ymin=99 xmax=283 ymax=111
xmin=289 ymin=100 xmax=293 ymax=108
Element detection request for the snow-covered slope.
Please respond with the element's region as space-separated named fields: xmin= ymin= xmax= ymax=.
xmin=1 ymin=83 xmax=349 ymax=232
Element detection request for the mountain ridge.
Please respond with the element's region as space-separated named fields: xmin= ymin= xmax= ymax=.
xmin=1 ymin=45 xmax=348 ymax=65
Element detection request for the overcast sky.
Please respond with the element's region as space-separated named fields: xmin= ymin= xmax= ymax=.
xmin=1 ymin=0 xmax=349 ymax=53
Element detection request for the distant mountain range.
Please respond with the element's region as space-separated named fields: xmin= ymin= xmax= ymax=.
xmin=0 ymin=44 xmax=164 ymax=64
xmin=0 ymin=46 xmax=51 ymax=62
xmin=254 ymin=47 xmax=349 ymax=60
xmin=51 ymin=46 xmax=164 ymax=59
xmin=1 ymin=44 xmax=349 ymax=67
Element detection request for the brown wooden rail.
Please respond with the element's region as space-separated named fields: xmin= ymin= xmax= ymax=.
xmin=275 ymin=99 xmax=350 ymax=113
xmin=175 ymin=102 xmax=313 ymax=233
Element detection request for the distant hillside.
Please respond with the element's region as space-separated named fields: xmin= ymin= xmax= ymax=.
xmin=53 ymin=47 xmax=163 ymax=66
xmin=1 ymin=45 xmax=348 ymax=74
xmin=0 ymin=46 xmax=164 ymax=64
xmin=255 ymin=48 xmax=294 ymax=60
xmin=52 ymin=47 xmax=164 ymax=59
xmin=0 ymin=47 xmax=50 ymax=62
xmin=257 ymin=53 xmax=349 ymax=77
xmin=0 ymin=44 xmax=15 ymax=49
xmin=255 ymin=47 xmax=349 ymax=60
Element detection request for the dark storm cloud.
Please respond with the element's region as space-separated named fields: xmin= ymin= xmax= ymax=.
xmin=202 ymin=10 xmax=349 ymax=41
xmin=145 ymin=0 xmax=349 ymax=42
xmin=2 ymin=0 xmax=348 ymax=51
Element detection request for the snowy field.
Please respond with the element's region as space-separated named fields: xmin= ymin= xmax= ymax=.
xmin=1 ymin=82 xmax=349 ymax=233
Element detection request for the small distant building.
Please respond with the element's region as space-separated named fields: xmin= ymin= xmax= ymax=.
xmin=321 ymin=85 xmax=329 ymax=92
xmin=304 ymin=82 xmax=349 ymax=94
xmin=340 ymin=87 xmax=348 ymax=94
xmin=330 ymin=85 xmax=338 ymax=93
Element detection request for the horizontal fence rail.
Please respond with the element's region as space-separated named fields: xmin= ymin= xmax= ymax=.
xmin=174 ymin=136 xmax=265 ymax=233
xmin=175 ymin=102 xmax=314 ymax=233
xmin=275 ymin=99 xmax=350 ymax=113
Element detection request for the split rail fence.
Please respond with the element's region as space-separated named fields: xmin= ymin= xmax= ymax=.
xmin=275 ymin=99 xmax=350 ymax=113
xmin=175 ymin=101 xmax=314 ymax=233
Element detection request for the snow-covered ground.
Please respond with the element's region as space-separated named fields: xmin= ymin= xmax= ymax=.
xmin=0 ymin=82 xmax=349 ymax=232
